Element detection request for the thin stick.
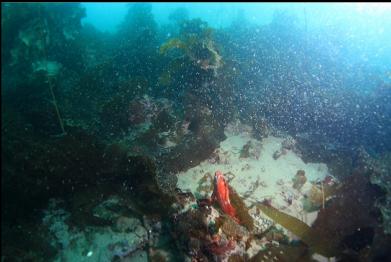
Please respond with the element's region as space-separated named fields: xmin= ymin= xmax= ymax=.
xmin=38 ymin=6 xmax=66 ymax=136
xmin=48 ymin=76 xmax=66 ymax=135
xmin=321 ymin=181 xmax=325 ymax=209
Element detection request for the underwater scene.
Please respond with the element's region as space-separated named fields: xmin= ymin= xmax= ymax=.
xmin=2 ymin=2 xmax=391 ymax=261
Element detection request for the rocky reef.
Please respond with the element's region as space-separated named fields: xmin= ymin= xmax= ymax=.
xmin=175 ymin=122 xmax=391 ymax=261
xmin=2 ymin=3 xmax=391 ymax=262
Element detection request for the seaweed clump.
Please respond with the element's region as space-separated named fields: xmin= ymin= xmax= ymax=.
xmin=160 ymin=19 xmax=222 ymax=75
xmin=256 ymin=201 xmax=337 ymax=257
xmin=254 ymin=172 xmax=385 ymax=259
xmin=311 ymin=172 xmax=384 ymax=258
xmin=229 ymin=185 xmax=255 ymax=232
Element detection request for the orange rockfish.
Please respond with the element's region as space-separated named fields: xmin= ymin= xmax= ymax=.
xmin=211 ymin=170 xmax=240 ymax=223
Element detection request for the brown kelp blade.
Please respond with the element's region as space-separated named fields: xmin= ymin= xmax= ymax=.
xmin=256 ymin=203 xmax=338 ymax=258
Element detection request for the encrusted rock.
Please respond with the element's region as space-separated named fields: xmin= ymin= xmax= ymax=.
xmin=292 ymin=170 xmax=307 ymax=190
xmin=115 ymin=216 xmax=140 ymax=233
xmin=281 ymin=136 xmax=296 ymax=150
